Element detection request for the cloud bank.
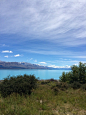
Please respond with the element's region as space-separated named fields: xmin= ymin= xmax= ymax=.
xmin=0 ymin=0 xmax=86 ymax=47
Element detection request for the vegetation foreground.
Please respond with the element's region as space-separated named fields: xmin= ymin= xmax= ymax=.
xmin=0 ymin=80 xmax=86 ymax=115
xmin=0 ymin=62 xmax=86 ymax=115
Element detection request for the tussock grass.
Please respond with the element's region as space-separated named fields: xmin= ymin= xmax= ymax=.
xmin=0 ymin=80 xmax=86 ymax=115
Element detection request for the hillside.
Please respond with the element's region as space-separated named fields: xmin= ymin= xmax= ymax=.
xmin=0 ymin=61 xmax=71 ymax=70
xmin=0 ymin=61 xmax=51 ymax=69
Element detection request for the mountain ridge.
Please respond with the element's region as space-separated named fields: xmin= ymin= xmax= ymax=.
xmin=0 ymin=61 xmax=50 ymax=69
xmin=0 ymin=60 xmax=71 ymax=70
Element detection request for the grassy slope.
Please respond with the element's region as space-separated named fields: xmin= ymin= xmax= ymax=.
xmin=0 ymin=81 xmax=86 ymax=115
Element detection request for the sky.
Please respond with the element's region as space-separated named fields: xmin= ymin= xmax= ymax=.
xmin=0 ymin=0 xmax=86 ymax=68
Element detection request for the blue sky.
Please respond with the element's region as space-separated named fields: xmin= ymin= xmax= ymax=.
xmin=0 ymin=0 xmax=86 ymax=68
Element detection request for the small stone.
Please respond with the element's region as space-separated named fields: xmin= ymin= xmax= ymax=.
xmin=40 ymin=100 xmax=42 ymax=104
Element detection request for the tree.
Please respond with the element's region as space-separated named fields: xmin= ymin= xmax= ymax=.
xmin=59 ymin=62 xmax=86 ymax=84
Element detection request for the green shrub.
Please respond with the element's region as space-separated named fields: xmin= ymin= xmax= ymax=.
xmin=41 ymin=80 xmax=50 ymax=85
xmin=55 ymin=82 xmax=69 ymax=90
xmin=47 ymin=78 xmax=57 ymax=82
xmin=0 ymin=74 xmax=38 ymax=97
xmin=52 ymin=86 xmax=60 ymax=95
xmin=41 ymin=79 xmax=57 ymax=85
xmin=81 ymin=84 xmax=86 ymax=90
xmin=70 ymin=82 xmax=81 ymax=89
xmin=51 ymin=82 xmax=69 ymax=94
xmin=59 ymin=62 xmax=86 ymax=84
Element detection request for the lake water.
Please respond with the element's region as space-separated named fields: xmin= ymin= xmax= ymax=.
xmin=0 ymin=69 xmax=71 ymax=80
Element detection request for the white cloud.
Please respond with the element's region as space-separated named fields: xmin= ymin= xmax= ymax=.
xmin=14 ymin=54 xmax=21 ymax=57
xmin=0 ymin=44 xmax=8 ymax=47
xmin=4 ymin=55 xmax=8 ymax=58
xmin=48 ymin=65 xmax=71 ymax=68
xmin=23 ymin=49 xmax=86 ymax=58
xmin=23 ymin=49 xmax=68 ymax=55
xmin=72 ymin=56 xmax=86 ymax=58
xmin=34 ymin=60 xmax=37 ymax=62
xmin=65 ymin=65 xmax=71 ymax=68
xmin=2 ymin=50 xmax=13 ymax=53
xmin=2 ymin=44 xmax=6 ymax=46
xmin=39 ymin=62 xmax=47 ymax=64
xmin=36 ymin=64 xmax=41 ymax=66
xmin=0 ymin=0 xmax=86 ymax=46
xmin=30 ymin=58 xmax=33 ymax=60
xmin=74 ymin=64 xmax=78 ymax=66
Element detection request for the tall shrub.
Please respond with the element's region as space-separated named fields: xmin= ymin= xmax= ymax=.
xmin=59 ymin=62 xmax=86 ymax=84
xmin=0 ymin=74 xmax=38 ymax=97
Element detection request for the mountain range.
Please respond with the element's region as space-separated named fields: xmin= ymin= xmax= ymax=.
xmin=0 ymin=61 xmax=71 ymax=70
xmin=0 ymin=61 xmax=50 ymax=69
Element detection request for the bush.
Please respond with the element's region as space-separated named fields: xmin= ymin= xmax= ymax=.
xmin=81 ymin=84 xmax=86 ymax=90
xmin=41 ymin=79 xmax=57 ymax=85
xmin=56 ymin=82 xmax=69 ymax=90
xmin=51 ymin=82 xmax=69 ymax=94
xmin=41 ymin=80 xmax=50 ymax=85
xmin=0 ymin=74 xmax=38 ymax=97
xmin=52 ymin=86 xmax=60 ymax=95
xmin=70 ymin=82 xmax=81 ymax=89
xmin=59 ymin=62 xmax=86 ymax=84
xmin=47 ymin=78 xmax=57 ymax=82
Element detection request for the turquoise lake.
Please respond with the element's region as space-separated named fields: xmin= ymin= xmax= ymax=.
xmin=0 ymin=69 xmax=71 ymax=80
